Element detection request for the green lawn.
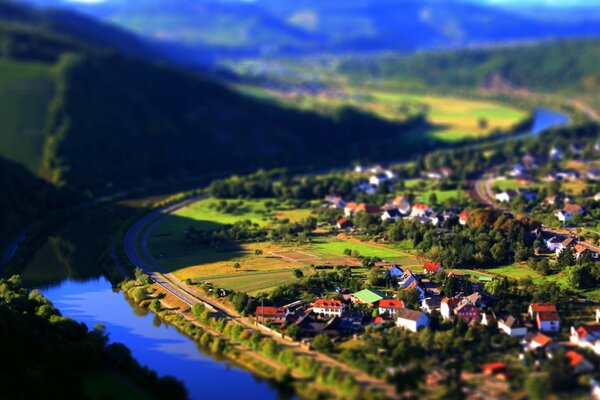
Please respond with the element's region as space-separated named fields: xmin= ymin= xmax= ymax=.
xmin=0 ymin=60 xmax=55 ymax=172
xmin=415 ymin=189 xmax=465 ymax=204
xmin=309 ymin=237 xmax=411 ymax=263
xmin=482 ymin=264 xmax=539 ymax=279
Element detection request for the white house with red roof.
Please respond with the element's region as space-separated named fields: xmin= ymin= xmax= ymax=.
xmin=458 ymin=210 xmax=469 ymax=226
xmin=522 ymin=332 xmax=554 ymax=351
xmin=528 ymin=303 xmax=557 ymax=319
xmin=312 ymin=299 xmax=345 ymax=317
xmin=410 ymin=203 xmax=432 ymax=218
xmin=440 ymin=297 xmax=461 ymax=319
xmin=570 ymin=324 xmax=600 ymax=355
xmin=378 ymin=299 xmax=405 ymax=317
xmin=255 ymin=306 xmax=289 ymax=325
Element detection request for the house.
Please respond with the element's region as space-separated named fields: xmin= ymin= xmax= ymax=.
xmin=428 ymin=212 xmax=441 ymax=226
xmin=570 ymin=324 xmax=600 ymax=355
xmin=495 ymin=190 xmax=517 ymax=203
xmin=555 ymin=237 xmax=575 ymax=256
xmin=458 ymin=209 xmax=469 ymax=226
xmin=522 ymin=332 xmax=553 ymax=351
xmin=312 ymin=299 xmax=345 ymax=317
xmin=387 ymin=265 xmax=404 ymax=279
xmin=344 ymin=202 xmax=359 ymax=217
xmin=556 ymin=203 xmax=584 ymax=223
xmin=536 ymin=311 xmax=560 ymax=332
xmin=482 ymin=362 xmax=508 ymax=379
xmin=351 ymin=289 xmax=386 ymax=305
xmin=454 ymin=301 xmax=480 ymax=322
xmin=396 ymin=308 xmax=429 ymax=332
xmin=550 ymin=147 xmax=563 ymax=161
xmin=356 ymin=204 xmax=382 ymax=216
xmin=480 ymin=311 xmax=496 ymax=326
xmin=566 ymin=350 xmax=594 ymax=373
xmin=381 ymin=208 xmax=402 ymax=222
xmin=529 ymin=303 xmax=557 ymax=319
xmin=592 ymin=378 xmax=600 ymax=400
xmin=465 ymin=292 xmax=492 ymax=309
xmin=498 ymin=315 xmax=528 ymax=337
xmin=410 ymin=203 xmax=432 ymax=218
xmin=544 ymin=195 xmax=562 ymax=206
xmin=596 ymin=308 xmax=600 ymax=323
xmin=517 ymin=188 xmax=537 ymax=202
xmin=385 ymin=195 xmax=411 ymax=215
xmin=398 ymin=270 xmax=418 ymax=288
xmin=423 ymin=261 xmax=443 ymax=274
xmin=595 ymin=193 xmax=600 ymax=202
xmin=324 ymin=195 xmax=345 ymax=209
xmin=378 ymin=299 xmax=405 ymax=317
xmin=336 ymin=218 xmax=353 ymax=230
xmin=544 ymin=236 xmax=563 ymax=252
xmin=255 ymin=306 xmax=289 ymax=325
xmin=421 ymin=297 xmax=441 ymax=314
xmin=440 ymin=297 xmax=461 ymax=319
xmin=355 ymin=181 xmax=376 ymax=195
xmin=404 ymin=280 xmax=426 ymax=301
xmin=510 ymin=163 xmax=526 ymax=177
xmin=369 ymin=173 xmax=389 ymax=186
xmin=294 ymin=313 xmax=344 ymax=337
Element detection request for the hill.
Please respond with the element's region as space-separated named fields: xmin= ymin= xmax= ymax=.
xmin=336 ymin=39 xmax=600 ymax=94
xmin=33 ymin=0 xmax=600 ymax=57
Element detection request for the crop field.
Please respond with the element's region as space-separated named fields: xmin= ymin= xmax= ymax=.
xmin=482 ymin=264 xmax=539 ymax=279
xmin=309 ymin=236 xmax=415 ymax=264
xmin=0 ymin=60 xmax=55 ymax=172
xmin=241 ymin=85 xmax=527 ymax=143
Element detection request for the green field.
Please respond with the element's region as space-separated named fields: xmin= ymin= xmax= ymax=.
xmin=309 ymin=237 xmax=414 ymax=264
xmin=414 ymin=189 xmax=465 ymax=204
xmin=241 ymin=85 xmax=527 ymax=143
xmin=0 ymin=60 xmax=55 ymax=172
xmin=483 ymin=264 xmax=539 ymax=279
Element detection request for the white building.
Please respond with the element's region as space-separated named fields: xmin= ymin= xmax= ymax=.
xmin=312 ymin=299 xmax=344 ymax=317
xmin=498 ymin=315 xmax=528 ymax=337
xmin=396 ymin=308 xmax=429 ymax=332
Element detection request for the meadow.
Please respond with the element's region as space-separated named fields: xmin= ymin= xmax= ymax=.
xmin=241 ymin=85 xmax=527 ymax=143
xmin=0 ymin=60 xmax=55 ymax=172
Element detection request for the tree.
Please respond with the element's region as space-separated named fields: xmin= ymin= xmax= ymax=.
xmin=525 ymin=374 xmax=549 ymax=400
xmin=556 ymin=248 xmax=576 ymax=270
xmin=293 ymin=269 xmax=304 ymax=278
xmin=398 ymin=289 xmax=421 ymax=309
xmin=312 ymin=334 xmax=334 ymax=353
xmin=255 ymin=249 xmax=263 ymax=255
xmin=285 ymin=323 xmax=302 ymax=341
xmin=134 ymin=267 xmax=151 ymax=285
xmin=233 ymin=262 xmax=241 ymax=271
xmin=478 ymin=117 xmax=488 ymax=130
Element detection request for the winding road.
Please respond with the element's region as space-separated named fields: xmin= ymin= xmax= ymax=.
xmin=123 ymin=195 xmax=399 ymax=399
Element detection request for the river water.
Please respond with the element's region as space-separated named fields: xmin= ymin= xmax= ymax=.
xmin=19 ymin=107 xmax=571 ymax=400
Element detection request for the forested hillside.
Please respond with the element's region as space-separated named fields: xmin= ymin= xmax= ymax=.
xmin=41 ymin=53 xmax=426 ymax=193
xmin=337 ymin=39 xmax=600 ymax=93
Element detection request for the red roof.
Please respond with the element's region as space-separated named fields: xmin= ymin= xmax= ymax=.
xmin=531 ymin=333 xmax=552 ymax=347
xmin=564 ymin=203 xmax=583 ymax=214
xmin=413 ymin=203 xmax=430 ymax=211
xmin=379 ymin=299 xmax=404 ymax=309
xmin=566 ymin=350 xmax=585 ymax=367
xmin=482 ymin=362 xmax=506 ymax=374
xmin=313 ymin=299 xmax=343 ymax=310
xmin=373 ymin=316 xmax=385 ymax=324
xmin=530 ymin=303 xmax=557 ymax=314
xmin=255 ymin=306 xmax=286 ymax=317
xmin=537 ymin=311 xmax=560 ymax=322
xmin=337 ymin=217 xmax=351 ymax=226
xmin=576 ymin=324 xmax=600 ymax=338
xmin=459 ymin=209 xmax=469 ymax=221
xmin=424 ymin=261 xmax=442 ymax=273
xmin=441 ymin=297 xmax=460 ymax=308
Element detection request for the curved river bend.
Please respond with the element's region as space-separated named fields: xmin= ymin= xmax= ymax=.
xmin=22 ymin=107 xmax=570 ymax=400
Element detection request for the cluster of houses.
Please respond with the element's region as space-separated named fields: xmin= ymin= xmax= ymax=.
xmin=325 ymin=193 xmax=469 ymax=230
xmin=543 ymin=232 xmax=600 ymax=260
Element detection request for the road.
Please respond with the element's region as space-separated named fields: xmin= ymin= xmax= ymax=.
xmin=123 ymin=195 xmax=399 ymax=399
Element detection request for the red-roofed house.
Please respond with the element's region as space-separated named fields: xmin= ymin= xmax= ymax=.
xmin=528 ymin=303 xmax=557 ymax=319
xmin=523 ymin=332 xmax=553 ymax=351
xmin=336 ymin=218 xmax=353 ymax=230
xmin=482 ymin=362 xmax=507 ymax=379
xmin=423 ymin=261 xmax=443 ymax=274
xmin=312 ymin=299 xmax=345 ymax=317
xmin=378 ymin=299 xmax=405 ymax=317
xmin=355 ymin=203 xmax=382 ymax=216
xmin=557 ymin=203 xmax=584 ymax=223
xmin=441 ymin=297 xmax=461 ymax=319
xmin=537 ymin=311 xmax=560 ymax=332
xmin=344 ymin=202 xmax=359 ymax=217
xmin=566 ymin=350 xmax=594 ymax=373
xmin=459 ymin=210 xmax=469 ymax=226
xmin=255 ymin=306 xmax=289 ymax=325
xmin=410 ymin=203 xmax=432 ymax=218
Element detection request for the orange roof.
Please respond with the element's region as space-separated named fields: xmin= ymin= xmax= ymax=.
xmin=459 ymin=209 xmax=469 ymax=221
xmin=566 ymin=350 xmax=584 ymax=367
xmin=441 ymin=297 xmax=460 ymax=308
xmin=564 ymin=203 xmax=583 ymax=214
xmin=255 ymin=306 xmax=286 ymax=317
xmin=345 ymin=202 xmax=358 ymax=210
xmin=337 ymin=217 xmax=350 ymax=225
xmin=482 ymin=362 xmax=506 ymax=373
xmin=413 ymin=203 xmax=430 ymax=210
xmin=373 ymin=316 xmax=385 ymax=324
xmin=405 ymin=281 xmax=420 ymax=291
xmin=574 ymin=244 xmax=588 ymax=254
xmin=313 ymin=299 xmax=343 ymax=309
xmin=424 ymin=261 xmax=442 ymax=273
xmin=530 ymin=303 xmax=557 ymax=313
xmin=393 ymin=195 xmax=407 ymax=204
xmin=531 ymin=333 xmax=552 ymax=347
xmin=379 ymin=299 xmax=404 ymax=309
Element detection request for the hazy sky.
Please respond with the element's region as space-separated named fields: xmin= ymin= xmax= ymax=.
xmin=63 ymin=0 xmax=600 ymax=7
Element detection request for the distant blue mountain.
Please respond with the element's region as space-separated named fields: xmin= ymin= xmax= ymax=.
xmin=19 ymin=0 xmax=600 ymax=57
